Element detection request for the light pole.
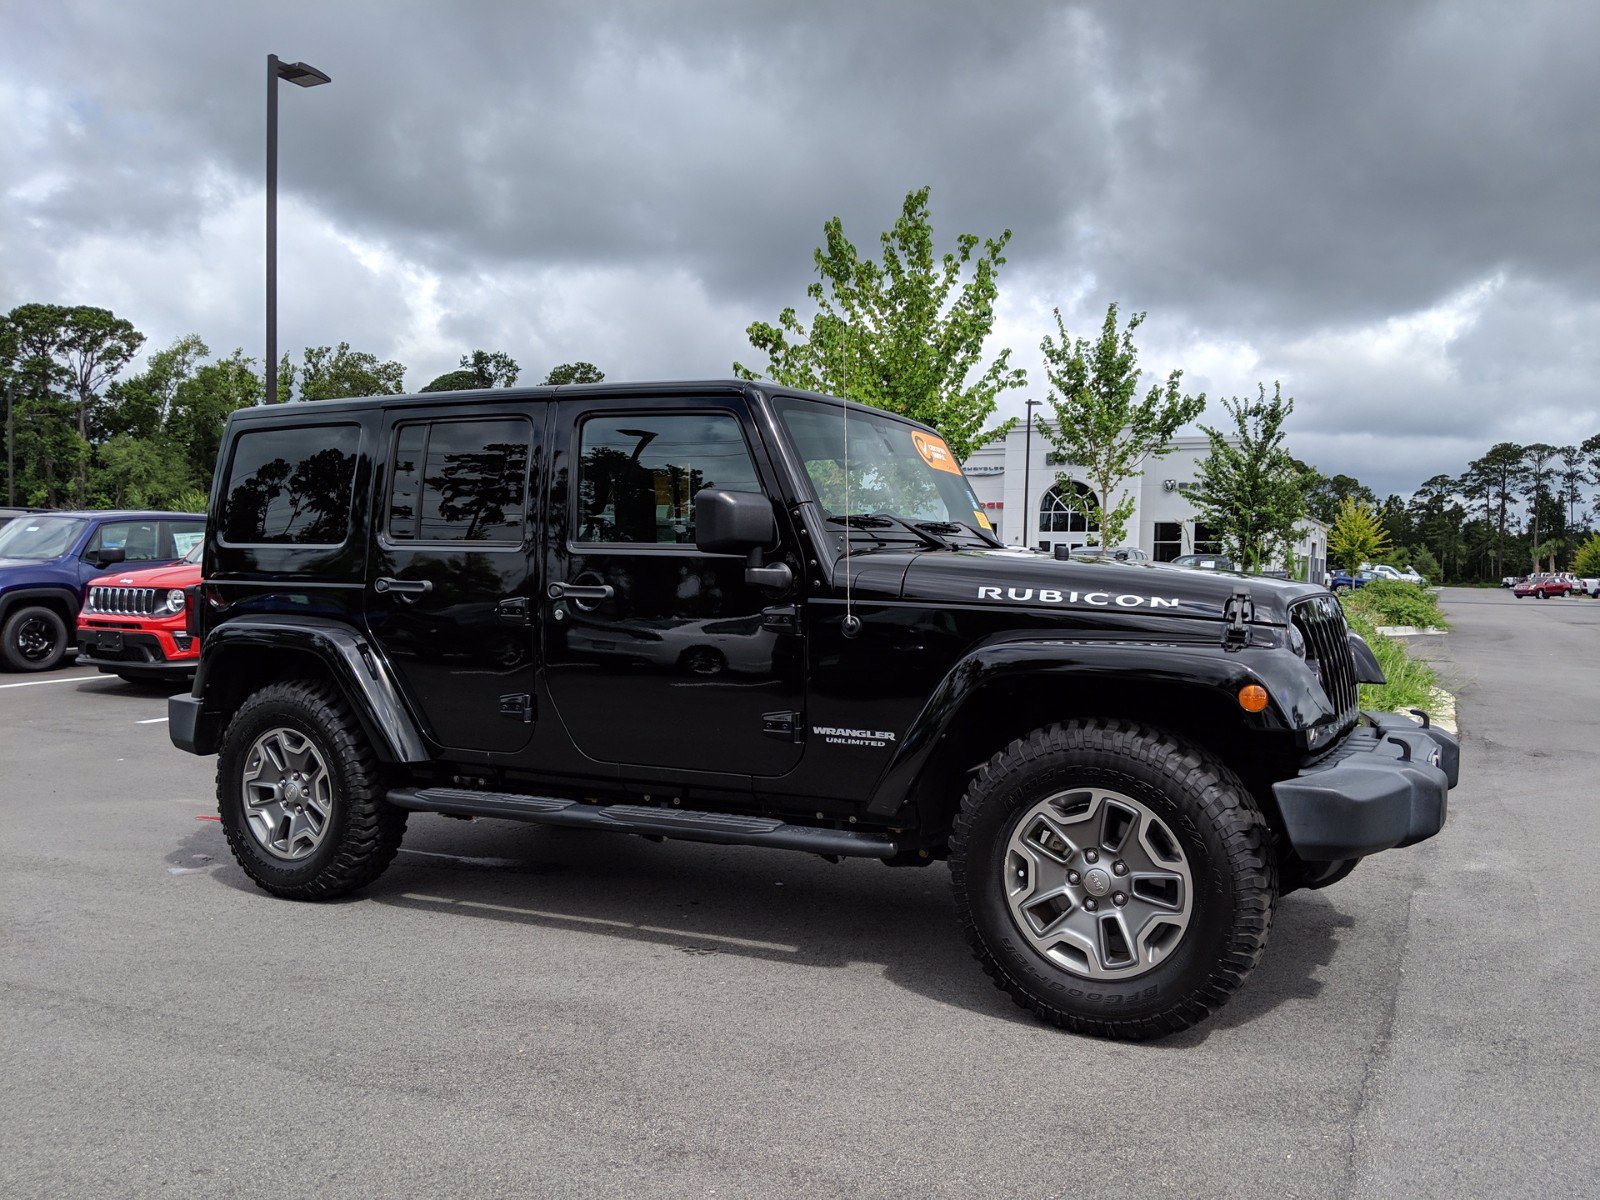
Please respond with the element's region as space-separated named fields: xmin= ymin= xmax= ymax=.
xmin=265 ymin=54 xmax=331 ymax=405
xmin=1021 ymin=398 xmax=1041 ymax=549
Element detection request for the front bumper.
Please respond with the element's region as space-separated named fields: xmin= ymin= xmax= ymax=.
xmin=75 ymin=627 xmax=198 ymax=676
xmin=1272 ymin=711 xmax=1458 ymax=861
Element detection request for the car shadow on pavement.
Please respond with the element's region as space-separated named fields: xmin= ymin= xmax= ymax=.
xmin=172 ymin=819 xmax=1356 ymax=1034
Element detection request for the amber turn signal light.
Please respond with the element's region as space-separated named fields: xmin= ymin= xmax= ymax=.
xmin=1238 ymin=684 xmax=1269 ymax=713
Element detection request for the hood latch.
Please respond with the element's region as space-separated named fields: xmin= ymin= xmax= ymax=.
xmin=1222 ymin=587 xmax=1255 ymax=651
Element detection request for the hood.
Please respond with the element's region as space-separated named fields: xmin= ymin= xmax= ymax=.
xmin=887 ymin=548 xmax=1324 ymax=623
xmin=88 ymin=561 xmax=203 ymax=590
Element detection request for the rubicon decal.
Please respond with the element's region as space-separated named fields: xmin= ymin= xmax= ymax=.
xmin=976 ymin=586 xmax=1182 ymax=609
xmin=813 ymin=726 xmax=897 ymax=748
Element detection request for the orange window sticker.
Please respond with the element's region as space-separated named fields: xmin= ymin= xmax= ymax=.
xmin=911 ymin=430 xmax=963 ymax=475
xmin=974 ymin=510 xmax=992 ymax=530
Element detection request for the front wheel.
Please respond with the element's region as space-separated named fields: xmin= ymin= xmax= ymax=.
xmin=1 ymin=605 xmax=69 ymax=672
xmin=217 ymin=678 xmax=407 ymax=900
xmin=950 ymin=719 xmax=1277 ymax=1039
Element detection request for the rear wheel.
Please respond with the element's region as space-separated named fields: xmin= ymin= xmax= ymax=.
xmin=950 ymin=718 xmax=1277 ymax=1039
xmin=1 ymin=605 xmax=68 ymax=672
xmin=217 ymin=679 xmax=407 ymax=900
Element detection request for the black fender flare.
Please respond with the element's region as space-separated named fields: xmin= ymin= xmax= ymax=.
xmin=0 ymin=585 xmax=84 ymax=626
xmin=194 ymin=615 xmax=429 ymax=762
xmin=864 ymin=636 xmax=1337 ymax=817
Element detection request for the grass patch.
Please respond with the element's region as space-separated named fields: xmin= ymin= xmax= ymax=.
xmin=1343 ymin=607 xmax=1441 ymax=711
xmin=1343 ymin=579 xmax=1449 ymax=630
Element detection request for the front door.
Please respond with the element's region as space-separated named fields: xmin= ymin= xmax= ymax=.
xmin=365 ymin=406 xmax=543 ymax=756
xmin=541 ymin=399 xmax=805 ymax=777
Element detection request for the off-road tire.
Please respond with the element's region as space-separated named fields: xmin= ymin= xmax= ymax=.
xmin=1 ymin=605 xmax=69 ymax=672
xmin=217 ymin=679 xmax=407 ymax=900
xmin=949 ymin=718 xmax=1277 ymax=1040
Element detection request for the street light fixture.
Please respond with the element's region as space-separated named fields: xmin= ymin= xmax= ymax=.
xmin=264 ymin=54 xmax=331 ymax=405
xmin=1021 ymin=398 xmax=1041 ymax=549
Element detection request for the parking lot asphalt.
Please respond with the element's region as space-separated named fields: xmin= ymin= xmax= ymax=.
xmin=1 ymin=587 xmax=1595 ymax=1198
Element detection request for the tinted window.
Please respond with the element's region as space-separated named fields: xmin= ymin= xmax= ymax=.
xmin=88 ymin=520 xmax=163 ymax=563
xmin=166 ymin=520 xmax=205 ymax=557
xmin=387 ymin=418 xmax=531 ymax=544
xmin=220 ymin=425 xmax=360 ymax=545
xmin=577 ymin=413 xmax=761 ymax=544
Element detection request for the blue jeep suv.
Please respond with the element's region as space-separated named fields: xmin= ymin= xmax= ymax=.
xmin=0 ymin=511 xmax=205 ymax=672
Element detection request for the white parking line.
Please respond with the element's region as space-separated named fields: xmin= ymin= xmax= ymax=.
xmin=137 ymin=717 xmax=170 ymax=725
xmin=0 ymin=673 xmax=102 ymax=691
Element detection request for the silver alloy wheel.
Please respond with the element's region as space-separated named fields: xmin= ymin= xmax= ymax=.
xmin=241 ymin=726 xmax=335 ymax=861
xmin=1003 ymin=788 xmax=1194 ymax=980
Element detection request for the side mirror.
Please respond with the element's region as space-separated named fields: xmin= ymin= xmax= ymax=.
xmin=95 ymin=546 xmax=126 ymax=568
xmin=694 ymin=489 xmax=775 ymax=555
xmin=694 ymin=489 xmax=792 ymax=591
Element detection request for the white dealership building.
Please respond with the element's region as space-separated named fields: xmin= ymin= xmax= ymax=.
xmin=962 ymin=423 xmax=1328 ymax=582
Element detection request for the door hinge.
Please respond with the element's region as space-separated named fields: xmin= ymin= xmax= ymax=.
xmin=762 ymin=710 xmax=805 ymax=743
xmin=498 ymin=693 xmax=534 ymax=723
xmin=1222 ymin=587 xmax=1255 ymax=651
xmin=496 ymin=596 xmax=531 ymax=624
xmin=761 ymin=604 xmax=799 ymax=634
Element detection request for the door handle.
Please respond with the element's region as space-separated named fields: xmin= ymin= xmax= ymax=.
xmin=374 ymin=577 xmax=433 ymax=597
xmin=546 ymin=581 xmax=614 ymax=602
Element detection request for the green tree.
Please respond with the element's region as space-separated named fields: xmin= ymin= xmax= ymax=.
xmin=3 ymin=304 xmax=79 ymax=506
xmin=1461 ymin=442 xmax=1526 ymax=578
xmin=167 ymin=350 xmax=262 ymax=486
xmin=423 ymin=350 xmax=521 ymax=392
xmin=1328 ymin=497 xmax=1392 ymax=570
xmin=56 ymin=306 xmax=145 ymax=490
xmin=285 ymin=342 xmax=406 ymax=402
xmin=1574 ymin=532 xmax=1600 ymax=577
xmin=734 ymin=186 xmax=1024 ymax=459
xmin=1299 ymin=468 xmax=1378 ymax=526
xmin=1520 ymin=442 xmax=1559 ymax=569
xmin=102 ymin=333 xmax=209 ymax=441
xmin=88 ymin=434 xmax=194 ymax=508
xmin=1036 ymin=303 xmax=1204 ymax=551
xmin=1188 ymin=383 xmax=1307 ymax=572
xmin=543 ymin=361 xmax=605 ymax=386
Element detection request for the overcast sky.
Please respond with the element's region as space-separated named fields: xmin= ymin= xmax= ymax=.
xmin=3 ymin=0 xmax=1596 ymax=497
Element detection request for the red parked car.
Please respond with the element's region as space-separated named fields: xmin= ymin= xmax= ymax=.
xmin=75 ymin=541 xmax=202 ymax=683
xmin=1512 ymin=573 xmax=1571 ymax=599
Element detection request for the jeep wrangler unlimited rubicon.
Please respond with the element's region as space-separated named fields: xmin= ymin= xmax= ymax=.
xmin=170 ymin=381 xmax=1457 ymax=1039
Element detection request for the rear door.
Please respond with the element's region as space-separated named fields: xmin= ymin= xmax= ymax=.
xmin=364 ymin=404 xmax=543 ymax=756
xmin=540 ymin=397 xmax=805 ymax=777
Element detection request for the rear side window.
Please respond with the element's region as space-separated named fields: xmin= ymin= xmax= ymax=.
xmin=386 ymin=417 xmax=532 ymax=544
xmin=166 ymin=521 xmax=205 ymax=557
xmin=220 ymin=425 xmax=361 ymax=546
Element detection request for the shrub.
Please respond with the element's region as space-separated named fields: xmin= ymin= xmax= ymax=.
xmin=1575 ymin=533 xmax=1600 ymax=578
xmin=1343 ymin=579 xmax=1449 ymax=630
xmin=1344 ymin=609 xmax=1441 ymax=712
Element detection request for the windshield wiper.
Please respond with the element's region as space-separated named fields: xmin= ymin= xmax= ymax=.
xmin=912 ymin=519 xmax=1004 ymax=549
xmin=826 ymin=512 xmax=949 ymax=549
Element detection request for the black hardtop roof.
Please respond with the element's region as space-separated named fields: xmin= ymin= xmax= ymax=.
xmin=224 ymin=379 xmax=943 ymax=435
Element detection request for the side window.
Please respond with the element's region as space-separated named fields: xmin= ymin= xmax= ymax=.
xmin=86 ymin=520 xmax=162 ymax=563
xmin=219 ymin=425 xmax=360 ymax=546
xmin=164 ymin=520 xmax=205 ymax=557
xmin=576 ymin=413 xmax=761 ymax=545
xmin=386 ymin=417 xmax=531 ymax=544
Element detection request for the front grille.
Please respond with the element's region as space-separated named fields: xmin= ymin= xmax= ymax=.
xmin=87 ymin=586 xmax=159 ymax=616
xmin=1291 ymin=595 xmax=1360 ymax=727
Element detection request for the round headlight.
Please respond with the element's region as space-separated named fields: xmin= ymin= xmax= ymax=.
xmin=166 ymin=589 xmax=187 ymax=613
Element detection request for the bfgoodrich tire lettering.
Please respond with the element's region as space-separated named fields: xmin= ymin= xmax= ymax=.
xmin=949 ymin=718 xmax=1277 ymax=1039
xmin=217 ymin=679 xmax=407 ymax=900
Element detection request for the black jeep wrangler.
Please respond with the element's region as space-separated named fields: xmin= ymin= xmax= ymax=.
xmin=170 ymin=380 xmax=1457 ymax=1039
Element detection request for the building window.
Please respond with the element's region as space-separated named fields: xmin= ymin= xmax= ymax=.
xmin=1038 ymin=481 xmax=1099 ymax=535
xmin=1153 ymin=521 xmax=1183 ymax=562
xmin=1194 ymin=522 xmax=1222 ymax=555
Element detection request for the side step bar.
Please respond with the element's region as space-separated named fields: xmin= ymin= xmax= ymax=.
xmin=386 ymin=787 xmax=900 ymax=859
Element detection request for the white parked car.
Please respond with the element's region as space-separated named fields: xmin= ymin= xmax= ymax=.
xmin=1363 ymin=563 xmax=1429 ymax=585
xmin=1571 ymin=576 xmax=1599 ymax=598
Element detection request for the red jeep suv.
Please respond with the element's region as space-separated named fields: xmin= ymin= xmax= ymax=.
xmin=76 ymin=541 xmax=203 ymax=683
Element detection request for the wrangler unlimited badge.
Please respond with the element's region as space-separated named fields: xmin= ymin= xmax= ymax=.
xmin=975 ymin=586 xmax=1182 ymax=608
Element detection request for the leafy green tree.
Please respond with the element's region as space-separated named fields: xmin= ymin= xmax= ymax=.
xmin=543 ymin=361 xmax=605 ymax=386
xmin=1520 ymin=442 xmax=1559 ymax=569
xmin=1300 ymin=467 xmax=1377 ymax=526
xmin=285 ymin=342 xmax=406 ymax=402
xmin=1408 ymin=544 xmax=1442 ymax=584
xmin=1188 ymin=383 xmax=1307 ymax=572
xmin=1329 ymin=497 xmax=1392 ymax=570
xmin=1407 ymin=474 xmax=1467 ymax=582
xmin=1036 ymin=303 xmax=1204 ymax=551
xmin=1573 ymin=532 xmax=1600 ymax=577
xmin=734 ymin=186 xmax=1024 ymax=459
xmin=88 ymin=434 xmax=194 ymax=508
xmin=423 ymin=350 xmax=521 ymax=392
xmin=56 ymin=306 xmax=144 ymax=490
xmin=167 ymin=350 xmax=262 ymax=486
xmin=102 ymin=334 xmax=209 ymax=441
xmin=1461 ymin=442 xmax=1526 ymax=578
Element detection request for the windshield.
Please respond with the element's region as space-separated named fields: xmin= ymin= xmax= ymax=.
xmin=775 ymin=397 xmax=992 ymax=537
xmin=0 ymin=516 xmax=86 ymax=561
xmin=181 ymin=540 xmax=204 ymax=565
